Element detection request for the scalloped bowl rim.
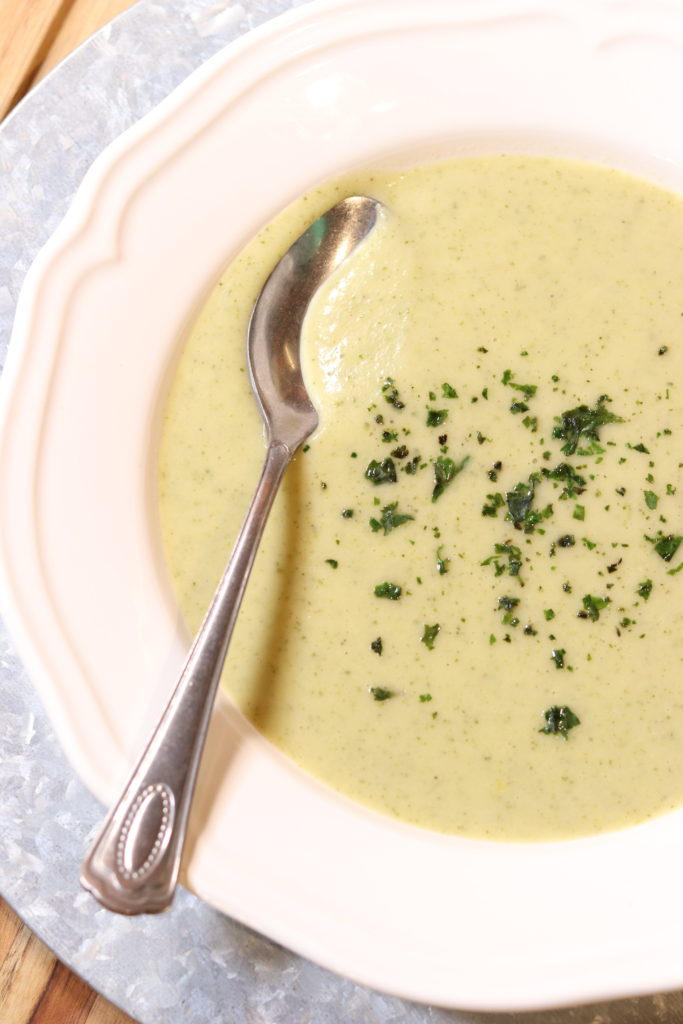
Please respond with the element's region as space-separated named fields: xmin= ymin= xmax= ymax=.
xmin=3 ymin=0 xmax=683 ymax=1010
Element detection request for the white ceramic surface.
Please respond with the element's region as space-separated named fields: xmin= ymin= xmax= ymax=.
xmin=3 ymin=0 xmax=683 ymax=1010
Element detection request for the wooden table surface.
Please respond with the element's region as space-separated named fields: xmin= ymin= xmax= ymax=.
xmin=1 ymin=4 xmax=146 ymax=1020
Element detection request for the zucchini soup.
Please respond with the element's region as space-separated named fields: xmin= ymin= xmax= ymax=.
xmin=158 ymin=155 xmax=683 ymax=841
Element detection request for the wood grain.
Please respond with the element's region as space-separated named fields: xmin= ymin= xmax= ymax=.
xmin=0 ymin=898 xmax=137 ymax=1023
xmin=0 ymin=0 xmax=70 ymax=118
xmin=35 ymin=0 xmax=139 ymax=84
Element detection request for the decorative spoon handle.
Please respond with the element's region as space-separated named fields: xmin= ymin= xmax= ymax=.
xmin=80 ymin=440 xmax=292 ymax=914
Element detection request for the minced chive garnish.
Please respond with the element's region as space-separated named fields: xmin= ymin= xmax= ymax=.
xmin=374 ymin=582 xmax=402 ymax=600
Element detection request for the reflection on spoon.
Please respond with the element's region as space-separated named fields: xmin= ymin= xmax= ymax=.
xmin=80 ymin=195 xmax=383 ymax=915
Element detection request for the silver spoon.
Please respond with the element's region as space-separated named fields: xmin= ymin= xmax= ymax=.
xmin=80 ymin=195 xmax=382 ymax=914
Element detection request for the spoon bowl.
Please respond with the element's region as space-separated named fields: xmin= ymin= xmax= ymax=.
xmin=80 ymin=195 xmax=382 ymax=915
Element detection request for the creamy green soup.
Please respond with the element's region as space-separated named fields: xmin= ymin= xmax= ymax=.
xmin=159 ymin=156 xmax=683 ymax=841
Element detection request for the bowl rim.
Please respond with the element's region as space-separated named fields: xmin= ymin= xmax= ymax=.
xmin=3 ymin=0 xmax=683 ymax=1010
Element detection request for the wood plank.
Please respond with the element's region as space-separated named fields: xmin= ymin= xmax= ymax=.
xmin=0 ymin=899 xmax=136 ymax=1024
xmin=29 ymin=960 xmax=96 ymax=1024
xmin=36 ymin=0 xmax=139 ymax=81
xmin=0 ymin=0 xmax=71 ymax=120
xmin=0 ymin=900 xmax=57 ymax=1022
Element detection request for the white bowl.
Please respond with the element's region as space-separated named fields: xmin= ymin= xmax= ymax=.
xmin=3 ymin=0 xmax=683 ymax=1010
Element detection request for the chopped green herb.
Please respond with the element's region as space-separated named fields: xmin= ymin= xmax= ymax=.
xmin=482 ymin=492 xmax=505 ymax=517
xmin=382 ymin=430 xmax=398 ymax=443
xmin=573 ymin=505 xmax=585 ymax=521
xmin=391 ymin=444 xmax=409 ymax=459
xmin=505 ymin=474 xmax=552 ymax=533
xmin=442 ymin=383 xmax=458 ymax=398
xmin=582 ymin=537 xmax=597 ymax=550
xmin=501 ymin=369 xmax=537 ymax=400
xmin=498 ymin=595 xmax=520 ymax=626
xmin=637 ymin=579 xmax=653 ymax=601
xmin=644 ymin=490 xmax=659 ymax=510
xmin=550 ymin=649 xmax=566 ymax=670
xmin=381 ymin=377 xmax=404 ymax=409
xmin=552 ymin=396 xmax=622 ymax=455
xmin=419 ymin=693 xmax=433 ymax=702
xmin=365 ymin=458 xmax=397 ymax=484
xmin=325 ymin=559 xmax=338 ymax=569
xmin=557 ymin=534 xmax=575 ymax=548
xmin=481 ymin=541 xmax=523 ymax=579
xmin=374 ymin=582 xmax=402 ymax=600
xmin=579 ymin=594 xmax=610 ymax=621
xmin=369 ymin=501 xmax=415 ymax=535
xmin=403 ymin=455 xmax=422 ymax=475
xmin=370 ymin=637 xmax=383 ymax=655
xmin=370 ymin=686 xmax=394 ymax=701
xmin=540 ymin=704 xmax=579 ymax=737
xmin=541 ymin=462 xmax=586 ymax=500
xmin=645 ymin=531 xmax=683 ymax=562
xmin=427 ymin=408 xmax=448 ymax=427
xmin=341 ymin=508 xmax=354 ymax=518
xmin=544 ymin=608 xmax=555 ymax=621
xmin=630 ymin=442 xmax=650 ymax=454
xmin=432 ymin=454 xmax=470 ymax=502
xmin=436 ymin=545 xmax=450 ymax=575
xmin=421 ymin=623 xmax=441 ymax=650
xmin=506 ymin=477 xmax=536 ymax=528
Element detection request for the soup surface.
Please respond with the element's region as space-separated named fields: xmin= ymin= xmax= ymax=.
xmin=159 ymin=156 xmax=683 ymax=840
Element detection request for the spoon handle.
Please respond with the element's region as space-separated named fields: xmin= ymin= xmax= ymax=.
xmin=80 ymin=440 xmax=292 ymax=914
